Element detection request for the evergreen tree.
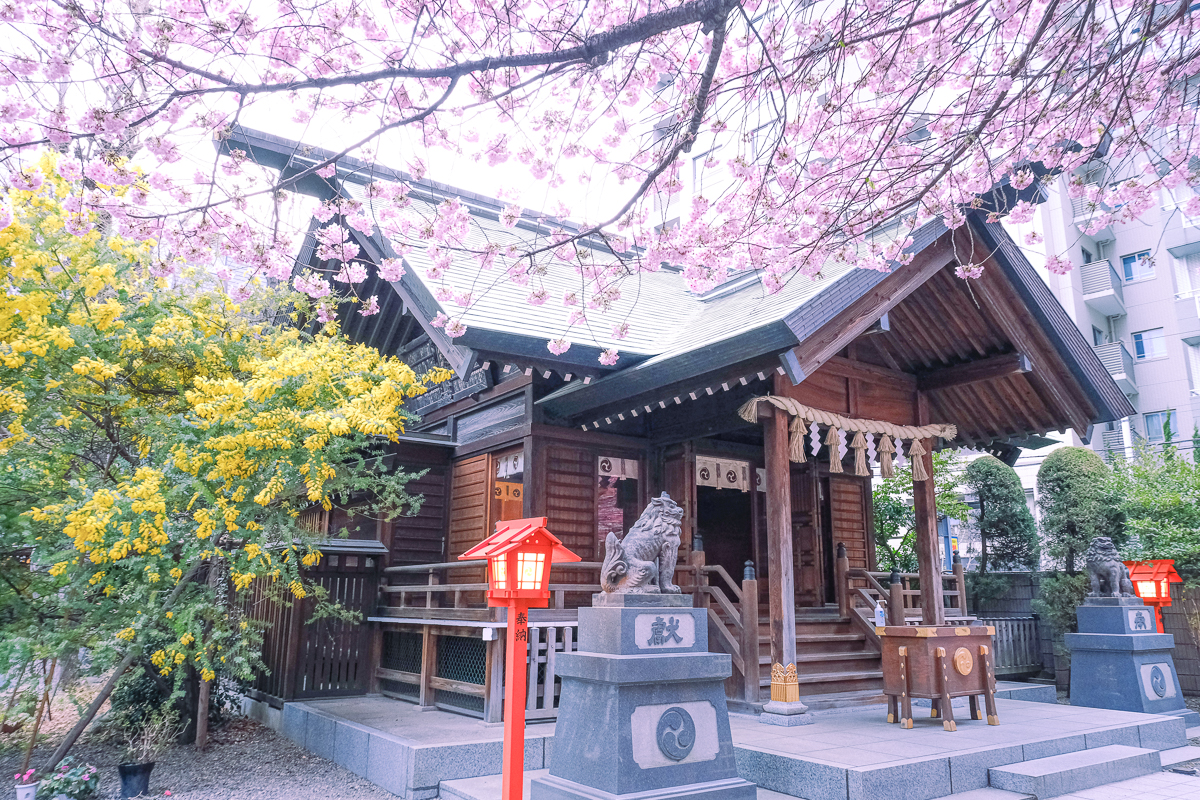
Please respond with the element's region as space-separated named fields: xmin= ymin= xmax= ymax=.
xmin=872 ymin=450 xmax=969 ymax=572
xmin=963 ymin=455 xmax=1040 ymax=572
xmin=1036 ymin=447 xmax=1123 ymax=575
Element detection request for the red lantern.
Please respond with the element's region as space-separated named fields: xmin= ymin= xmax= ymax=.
xmin=1123 ymin=559 xmax=1183 ymax=633
xmin=460 ymin=519 xmax=580 ymax=800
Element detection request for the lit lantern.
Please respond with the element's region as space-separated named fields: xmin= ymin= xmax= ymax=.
xmin=1123 ymin=559 xmax=1183 ymax=633
xmin=460 ymin=518 xmax=580 ymax=800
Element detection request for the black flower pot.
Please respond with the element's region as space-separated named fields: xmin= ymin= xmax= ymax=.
xmin=118 ymin=762 xmax=155 ymax=799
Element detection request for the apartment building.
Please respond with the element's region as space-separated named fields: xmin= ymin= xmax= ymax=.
xmin=1028 ymin=166 xmax=1200 ymax=461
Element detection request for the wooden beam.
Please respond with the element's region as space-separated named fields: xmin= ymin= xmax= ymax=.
xmin=916 ymin=352 xmax=1032 ymax=393
xmin=912 ymin=393 xmax=945 ymax=626
xmin=781 ymin=232 xmax=956 ymax=385
xmin=761 ymin=402 xmax=798 ymax=671
xmin=959 ymin=231 xmax=1096 ymax=436
xmin=819 ymin=355 xmax=918 ymax=390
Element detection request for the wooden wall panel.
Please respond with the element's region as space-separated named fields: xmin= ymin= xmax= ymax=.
xmin=544 ymin=444 xmax=598 ymax=561
xmin=447 ymin=454 xmax=490 ymax=585
xmin=830 ymin=476 xmax=871 ymax=571
xmin=854 ymin=376 xmax=918 ymax=426
xmin=775 ymin=370 xmax=849 ymax=414
xmin=388 ymin=464 xmax=450 ymax=569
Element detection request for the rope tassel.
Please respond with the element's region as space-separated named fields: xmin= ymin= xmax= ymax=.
xmin=788 ymin=415 xmax=807 ymax=463
xmin=825 ymin=426 xmax=843 ymax=473
xmin=909 ymin=438 xmax=929 ymax=482
xmin=878 ymin=434 xmax=896 ymax=479
xmin=850 ymin=430 xmax=869 ymax=477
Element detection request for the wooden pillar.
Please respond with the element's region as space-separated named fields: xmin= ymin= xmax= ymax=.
xmin=835 ymin=543 xmax=850 ymax=619
xmin=889 ymin=570 xmax=906 ymax=626
xmin=953 ymin=550 xmax=968 ymax=616
xmin=912 ymin=437 xmax=945 ymax=626
xmin=914 ymin=393 xmax=945 ymax=626
xmin=740 ymin=577 xmax=760 ymax=702
xmin=761 ymin=404 xmax=797 ymax=669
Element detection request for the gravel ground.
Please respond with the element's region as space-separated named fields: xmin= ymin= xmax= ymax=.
xmin=2 ymin=710 xmax=397 ymax=800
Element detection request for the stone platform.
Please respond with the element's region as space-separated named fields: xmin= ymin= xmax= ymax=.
xmin=730 ymin=697 xmax=1186 ymax=800
xmin=252 ymin=682 xmax=1189 ymax=800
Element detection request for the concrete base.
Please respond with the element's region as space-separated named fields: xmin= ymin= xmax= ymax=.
xmin=759 ymin=701 xmax=814 ymax=727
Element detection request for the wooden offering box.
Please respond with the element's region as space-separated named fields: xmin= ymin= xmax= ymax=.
xmin=879 ymin=625 xmax=999 ymax=731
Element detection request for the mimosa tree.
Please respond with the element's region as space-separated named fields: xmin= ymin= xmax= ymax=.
xmin=0 ymin=154 xmax=448 ymax=765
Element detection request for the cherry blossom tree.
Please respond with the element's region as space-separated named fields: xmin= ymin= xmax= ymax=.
xmin=0 ymin=0 xmax=1197 ymax=358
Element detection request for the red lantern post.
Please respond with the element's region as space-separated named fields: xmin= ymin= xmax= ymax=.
xmin=460 ymin=518 xmax=580 ymax=800
xmin=1123 ymin=559 xmax=1183 ymax=633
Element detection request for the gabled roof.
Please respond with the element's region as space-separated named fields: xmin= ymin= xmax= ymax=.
xmin=459 ymin=517 xmax=581 ymax=563
xmin=221 ymin=127 xmax=1133 ymax=446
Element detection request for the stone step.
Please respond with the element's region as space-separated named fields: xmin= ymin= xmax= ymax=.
xmin=1160 ymin=744 xmax=1200 ymax=766
xmin=441 ymin=771 xmax=798 ymax=800
xmin=988 ymin=744 xmax=1160 ymax=798
xmin=1187 ymin=725 xmax=1200 ymax=739
xmin=936 ymin=789 xmax=1033 ymax=800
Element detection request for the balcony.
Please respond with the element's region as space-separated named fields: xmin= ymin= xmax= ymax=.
xmin=1093 ymin=341 xmax=1137 ymax=395
xmin=1101 ymin=426 xmax=1145 ymax=458
xmin=1079 ymin=259 xmax=1125 ymax=317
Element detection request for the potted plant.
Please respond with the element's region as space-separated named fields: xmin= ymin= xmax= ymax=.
xmin=35 ymin=759 xmax=98 ymax=800
xmin=117 ymin=709 xmax=179 ymax=800
xmin=14 ymin=769 xmax=38 ymax=800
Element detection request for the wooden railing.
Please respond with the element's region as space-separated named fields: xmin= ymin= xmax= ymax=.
xmin=374 ymin=553 xmax=765 ymax=717
xmin=835 ymin=543 xmax=972 ymax=639
xmin=980 ymin=616 xmax=1042 ymax=678
xmin=381 ymin=559 xmax=604 ymax=613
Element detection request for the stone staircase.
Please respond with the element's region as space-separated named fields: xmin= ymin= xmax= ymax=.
xmin=754 ymin=605 xmax=883 ymax=702
xmin=988 ymin=744 xmax=1161 ymax=797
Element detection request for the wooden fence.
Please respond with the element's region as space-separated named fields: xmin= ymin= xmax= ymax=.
xmin=1162 ymin=583 xmax=1200 ymax=694
xmin=244 ymin=549 xmax=382 ymax=706
xmin=979 ymin=616 xmax=1042 ymax=678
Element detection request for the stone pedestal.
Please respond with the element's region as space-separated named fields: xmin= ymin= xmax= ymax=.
xmin=1065 ymin=597 xmax=1200 ymax=726
xmin=530 ymin=594 xmax=757 ymax=800
xmin=759 ymin=700 xmax=814 ymax=727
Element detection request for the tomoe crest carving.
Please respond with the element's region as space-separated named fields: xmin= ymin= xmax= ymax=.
xmin=656 ymin=707 xmax=696 ymax=761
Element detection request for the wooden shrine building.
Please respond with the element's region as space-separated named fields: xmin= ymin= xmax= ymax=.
xmin=227 ymin=128 xmax=1133 ymax=719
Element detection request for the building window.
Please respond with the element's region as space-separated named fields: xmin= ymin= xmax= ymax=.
xmin=1082 ymin=247 xmax=1094 ymax=264
xmin=1092 ymin=326 xmax=1107 ymax=346
xmin=1122 ymin=250 xmax=1154 ymax=282
xmin=1144 ymin=410 xmax=1175 ymax=443
xmin=1132 ymin=328 xmax=1167 ymax=360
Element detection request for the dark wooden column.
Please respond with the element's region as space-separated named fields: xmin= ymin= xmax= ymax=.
xmin=913 ymin=394 xmax=945 ymax=625
xmin=761 ymin=403 xmax=797 ymax=668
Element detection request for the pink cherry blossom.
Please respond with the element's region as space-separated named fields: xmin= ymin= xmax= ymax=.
xmin=1046 ymin=255 xmax=1074 ymax=275
xmin=599 ymin=349 xmax=619 ymax=366
xmin=0 ymin=0 xmax=1192 ymax=357
xmin=378 ymin=258 xmax=405 ymax=281
xmin=360 ymin=295 xmax=380 ymax=316
xmin=547 ymin=338 xmax=571 ymax=355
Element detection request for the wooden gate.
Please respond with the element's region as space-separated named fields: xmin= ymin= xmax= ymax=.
xmin=294 ymin=550 xmax=382 ymax=698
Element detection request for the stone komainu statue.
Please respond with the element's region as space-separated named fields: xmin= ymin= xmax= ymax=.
xmin=601 ymin=492 xmax=684 ymax=594
xmin=1085 ymin=535 xmax=1136 ymax=598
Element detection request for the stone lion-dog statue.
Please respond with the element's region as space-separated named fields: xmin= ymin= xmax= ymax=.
xmin=1085 ymin=535 xmax=1136 ymax=598
xmin=601 ymin=492 xmax=685 ymax=594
